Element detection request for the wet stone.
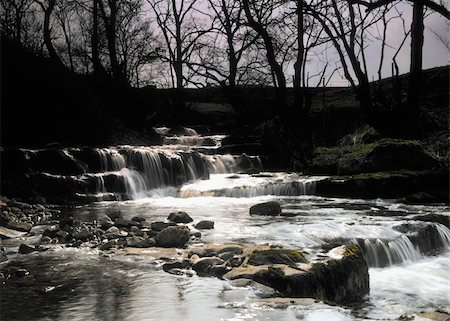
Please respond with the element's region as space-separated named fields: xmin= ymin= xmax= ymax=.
xmin=73 ymin=229 xmax=95 ymax=242
xmin=0 ymin=253 xmax=8 ymax=263
xmin=99 ymin=239 xmax=117 ymax=251
xmin=249 ymin=201 xmax=282 ymax=216
xmin=100 ymin=216 xmax=114 ymax=230
xmin=167 ymin=211 xmax=193 ymax=224
xmin=131 ymin=216 xmax=146 ymax=223
xmin=18 ymin=244 xmax=36 ymax=254
xmin=163 ymin=259 xmax=191 ymax=272
xmin=155 ymin=226 xmax=191 ymax=248
xmin=195 ymin=220 xmax=214 ymax=230
xmin=151 ymin=221 xmax=175 ymax=232
xmin=125 ymin=236 xmax=155 ymax=248
xmin=108 ymin=211 xmax=123 ymax=221
xmin=40 ymin=236 xmax=52 ymax=244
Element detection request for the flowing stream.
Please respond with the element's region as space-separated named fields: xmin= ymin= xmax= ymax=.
xmin=1 ymin=127 xmax=449 ymax=321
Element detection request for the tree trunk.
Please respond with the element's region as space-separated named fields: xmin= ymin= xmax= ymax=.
xmin=91 ymin=0 xmax=103 ymax=76
xmin=242 ymin=0 xmax=286 ymax=103
xmin=407 ymin=0 xmax=424 ymax=114
xmin=43 ymin=0 xmax=62 ymax=65
xmin=294 ymin=0 xmax=304 ymax=112
xmin=172 ymin=0 xmax=184 ymax=109
xmin=105 ymin=0 xmax=124 ymax=83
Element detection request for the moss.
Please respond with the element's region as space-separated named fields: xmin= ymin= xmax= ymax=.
xmin=248 ymin=249 xmax=308 ymax=266
xmin=352 ymin=172 xmax=392 ymax=180
xmin=343 ymin=244 xmax=360 ymax=257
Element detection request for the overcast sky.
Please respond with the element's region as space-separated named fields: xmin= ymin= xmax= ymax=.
xmin=325 ymin=3 xmax=450 ymax=86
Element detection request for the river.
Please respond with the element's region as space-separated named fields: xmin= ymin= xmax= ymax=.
xmin=1 ymin=128 xmax=449 ymax=321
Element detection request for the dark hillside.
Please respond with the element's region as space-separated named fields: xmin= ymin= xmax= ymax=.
xmin=0 ymin=38 xmax=155 ymax=148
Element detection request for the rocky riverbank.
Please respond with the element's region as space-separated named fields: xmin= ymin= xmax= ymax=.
xmin=3 ymin=196 xmax=450 ymax=310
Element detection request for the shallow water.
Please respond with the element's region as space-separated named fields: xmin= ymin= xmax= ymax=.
xmin=2 ymin=188 xmax=449 ymax=321
xmin=2 ymin=130 xmax=450 ymax=320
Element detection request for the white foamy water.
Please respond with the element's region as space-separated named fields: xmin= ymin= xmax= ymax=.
xmin=4 ymin=129 xmax=450 ymax=321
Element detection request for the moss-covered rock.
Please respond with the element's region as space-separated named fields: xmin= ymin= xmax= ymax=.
xmin=310 ymin=139 xmax=439 ymax=175
xmin=248 ymin=249 xmax=307 ymax=266
xmin=315 ymin=169 xmax=449 ymax=203
xmin=224 ymin=244 xmax=369 ymax=305
xmin=411 ymin=214 xmax=450 ymax=228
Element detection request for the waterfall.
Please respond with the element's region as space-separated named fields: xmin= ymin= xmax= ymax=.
xmin=435 ymin=224 xmax=450 ymax=248
xmin=205 ymin=154 xmax=236 ymax=173
xmin=357 ymin=236 xmax=422 ymax=268
xmin=9 ymin=127 xmax=324 ymax=202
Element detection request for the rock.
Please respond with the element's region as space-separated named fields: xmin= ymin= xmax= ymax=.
xmin=0 ymin=254 xmax=8 ymax=263
xmin=411 ymin=214 xmax=450 ymax=228
xmin=73 ymin=228 xmax=95 ymax=242
xmin=131 ymin=216 xmax=146 ymax=223
xmin=191 ymin=231 xmax=202 ymax=238
xmin=108 ymin=211 xmax=123 ymax=221
xmin=311 ymin=139 xmax=439 ymax=175
xmin=191 ymin=255 xmax=228 ymax=276
xmin=29 ymin=149 xmax=86 ymax=175
xmin=224 ymin=244 xmax=369 ymax=305
xmin=59 ymin=216 xmax=74 ymax=230
xmin=40 ymin=236 xmax=52 ymax=244
xmin=99 ymin=239 xmax=117 ymax=251
xmin=315 ymin=169 xmax=448 ymax=201
xmin=248 ymin=249 xmax=307 ymax=266
xmin=4 ymin=220 xmax=32 ymax=232
xmin=151 ymin=221 xmax=176 ymax=231
xmin=189 ymin=244 xmax=244 ymax=258
xmin=130 ymin=226 xmax=140 ymax=234
xmin=18 ymin=244 xmax=36 ymax=254
xmin=195 ymin=220 xmax=214 ymax=230
xmin=155 ymin=226 xmax=191 ymax=248
xmin=163 ymin=259 xmax=191 ymax=272
xmin=14 ymin=268 xmax=30 ymax=277
xmin=399 ymin=311 xmax=450 ymax=321
xmin=0 ymin=226 xmax=27 ymax=239
xmin=249 ymin=201 xmax=282 ymax=216
xmin=100 ymin=215 xmax=114 ymax=230
xmin=167 ymin=211 xmax=193 ymax=223
xmin=114 ymin=219 xmax=138 ymax=228
xmin=42 ymin=226 xmax=61 ymax=238
xmin=125 ymin=236 xmax=155 ymax=248
xmin=106 ymin=226 xmax=120 ymax=234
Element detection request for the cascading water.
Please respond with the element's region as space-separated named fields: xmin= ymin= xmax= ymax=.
xmin=357 ymin=236 xmax=422 ymax=267
xmin=3 ymin=126 xmax=450 ymax=321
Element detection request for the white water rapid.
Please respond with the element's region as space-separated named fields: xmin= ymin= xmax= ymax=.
xmin=2 ymin=127 xmax=449 ymax=321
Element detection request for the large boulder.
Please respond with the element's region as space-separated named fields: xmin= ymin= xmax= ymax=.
xmin=224 ymin=244 xmax=369 ymax=305
xmin=310 ymin=139 xmax=439 ymax=175
xmin=249 ymin=201 xmax=282 ymax=216
xmin=315 ymin=169 xmax=449 ymax=202
xmin=155 ymin=226 xmax=191 ymax=248
xmin=29 ymin=149 xmax=87 ymax=176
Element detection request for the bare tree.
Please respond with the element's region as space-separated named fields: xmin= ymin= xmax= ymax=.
xmin=148 ymin=0 xmax=210 ymax=89
xmin=304 ymin=0 xmax=385 ymax=113
xmin=242 ymin=0 xmax=287 ymax=102
xmin=351 ymin=0 xmax=450 ymax=113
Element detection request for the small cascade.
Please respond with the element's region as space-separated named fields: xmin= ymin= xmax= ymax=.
xmin=356 ymin=236 xmax=422 ymax=268
xmin=96 ymin=148 xmax=126 ymax=172
xmin=435 ymin=224 xmax=450 ymax=248
xmin=204 ymin=154 xmax=236 ymax=173
xmin=179 ymin=174 xmax=322 ymax=198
